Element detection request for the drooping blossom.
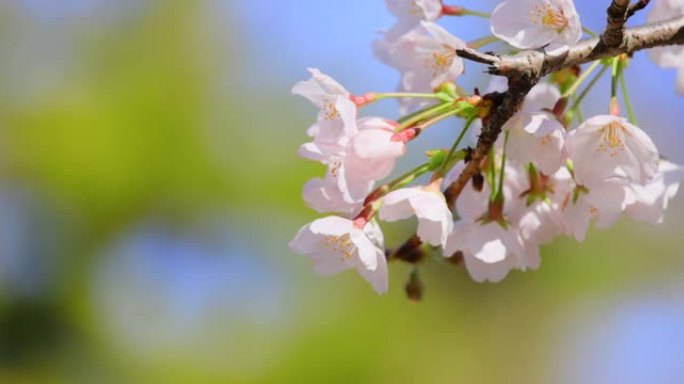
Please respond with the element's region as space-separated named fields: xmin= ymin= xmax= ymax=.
xmin=565 ymin=115 xmax=659 ymax=186
xmin=385 ymin=0 xmax=443 ymax=37
xmin=292 ymin=68 xmax=357 ymax=154
xmin=647 ymin=0 xmax=684 ymax=94
xmin=504 ymin=111 xmax=567 ymax=175
xmin=627 ymin=160 xmax=684 ymax=225
xmin=374 ymin=21 xmax=465 ymax=94
xmin=302 ymin=177 xmax=364 ymax=216
xmin=289 ymin=216 xmax=388 ymax=293
xmin=490 ymin=0 xmax=582 ymax=55
xmin=300 ymin=117 xmax=405 ymax=205
xmin=345 ymin=117 xmax=407 ymax=182
xmin=561 ymin=177 xmax=636 ymax=242
xmin=379 ymin=183 xmax=453 ymax=247
xmin=444 ymin=221 xmax=539 ymax=283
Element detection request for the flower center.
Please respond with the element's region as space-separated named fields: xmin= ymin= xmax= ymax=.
xmin=329 ymin=158 xmax=342 ymax=178
xmin=597 ymin=121 xmax=628 ymax=158
xmin=425 ymin=45 xmax=455 ymax=77
xmin=324 ymin=234 xmax=356 ymax=260
xmin=322 ymin=100 xmax=340 ymax=120
xmin=407 ymin=1 xmax=422 ymax=16
xmin=530 ymin=2 xmax=568 ymax=30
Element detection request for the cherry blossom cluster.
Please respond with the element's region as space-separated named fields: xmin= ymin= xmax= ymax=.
xmin=289 ymin=0 xmax=684 ymax=296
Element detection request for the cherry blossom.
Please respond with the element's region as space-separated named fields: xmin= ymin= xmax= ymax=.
xmin=444 ymin=221 xmax=539 ymax=283
xmin=292 ymin=68 xmax=357 ymax=152
xmin=385 ymin=0 xmax=443 ymax=38
xmin=566 ymin=115 xmax=659 ymax=186
xmin=490 ymin=0 xmax=582 ymax=54
xmin=627 ymin=160 xmax=684 ymax=225
xmin=561 ymin=178 xmax=636 ymax=242
xmin=379 ymin=183 xmax=453 ymax=247
xmin=346 ymin=117 xmax=406 ymax=182
xmin=374 ymin=21 xmax=465 ymax=94
xmin=289 ymin=216 xmax=388 ymax=294
xmin=302 ymin=177 xmax=364 ymax=216
xmin=290 ymin=0 xmax=684 ymax=294
xmin=504 ymin=112 xmax=567 ymax=175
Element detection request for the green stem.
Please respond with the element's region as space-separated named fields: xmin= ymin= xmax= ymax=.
xmin=388 ymin=163 xmax=433 ymax=190
xmin=568 ymin=64 xmax=610 ymax=114
xmin=487 ymin=148 xmax=497 ymax=202
xmin=416 ymin=108 xmax=460 ymax=130
xmin=582 ymin=26 xmax=597 ymax=38
xmin=375 ymin=92 xmax=450 ymax=102
xmin=397 ymin=102 xmax=454 ymax=131
xmin=468 ymin=35 xmax=499 ymax=49
xmin=561 ymin=60 xmax=602 ymax=98
xmin=620 ymin=69 xmax=637 ymax=124
xmin=494 ymin=131 xmax=510 ymax=203
xmin=462 ymin=9 xmax=491 ymax=18
xmin=438 ymin=116 xmax=477 ymax=176
xmin=611 ymin=57 xmax=620 ymax=99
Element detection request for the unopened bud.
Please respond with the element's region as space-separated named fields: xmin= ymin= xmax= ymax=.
xmin=441 ymin=5 xmax=464 ymax=16
xmin=472 ymin=173 xmax=485 ymax=192
xmin=405 ymin=269 xmax=424 ymax=302
xmin=350 ymin=93 xmax=377 ymax=107
xmin=609 ymin=97 xmax=621 ymax=116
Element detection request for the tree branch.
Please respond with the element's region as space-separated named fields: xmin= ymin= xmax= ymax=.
xmin=392 ymin=11 xmax=684 ymax=259
xmin=446 ymin=15 xmax=684 ymax=208
xmin=457 ymin=16 xmax=684 ymax=78
xmin=603 ymin=0 xmax=630 ymax=48
xmin=627 ymin=0 xmax=651 ymax=19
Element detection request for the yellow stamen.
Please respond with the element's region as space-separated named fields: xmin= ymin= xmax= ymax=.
xmin=597 ymin=121 xmax=630 ymax=158
xmin=424 ymin=45 xmax=456 ymax=77
xmin=323 ymin=234 xmax=356 ymax=260
xmin=530 ymin=2 xmax=568 ymax=30
xmin=323 ymin=101 xmax=340 ymax=120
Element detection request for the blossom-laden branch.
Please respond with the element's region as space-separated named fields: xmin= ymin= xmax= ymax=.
xmin=291 ymin=0 xmax=684 ymax=298
xmin=445 ymin=14 xmax=684 ymax=208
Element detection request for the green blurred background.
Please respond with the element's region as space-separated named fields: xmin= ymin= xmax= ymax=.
xmin=0 ymin=1 xmax=683 ymax=383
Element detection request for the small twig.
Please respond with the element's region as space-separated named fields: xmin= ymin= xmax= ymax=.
xmin=626 ymin=0 xmax=651 ymax=19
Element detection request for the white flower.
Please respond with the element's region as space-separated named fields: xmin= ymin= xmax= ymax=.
xmin=627 ymin=160 xmax=684 ymax=225
xmin=385 ymin=0 xmax=443 ymax=36
xmin=490 ymin=0 xmax=582 ymax=55
xmin=289 ymin=216 xmax=388 ymax=294
xmin=379 ymin=184 xmax=453 ymax=247
xmin=300 ymin=117 xmax=404 ymax=205
xmin=561 ymin=178 xmax=636 ymax=242
xmin=524 ymin=82 xmax=562 ymax=113
xmin=292 ymin=68 xmax=357 ymax=150
xmin=302 ymin=177 xmax=364 ymax=216
xmin=648 ymin=0 xmax=684 ymax=94
xmin=484 ymin=78 xmax=561 ymax=113
xmin=504 ymin=112 xmax=567 ymax=175
xmin=374 ymin=21 xmax=465 ymax=93
xmin=517 ymin=167 xmax=573 ymax=244
xmin=566 ymin=115 xmax=659 ymax=186
xmin=345 ymin=117 xmax=406 ymax=182
xmin=444 ymin=221 xmax=539 ymax=283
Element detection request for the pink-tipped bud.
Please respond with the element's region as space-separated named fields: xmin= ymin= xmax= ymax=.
xmin=391 ymin=128 xmax=418 ymax=143
xmin=609 ymin=97 xmax=621 ymax=116
xmin=350 ymin=93 xmax=377 ymax=107
xmin=441 ymin=5 xmax=464 ymax=16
